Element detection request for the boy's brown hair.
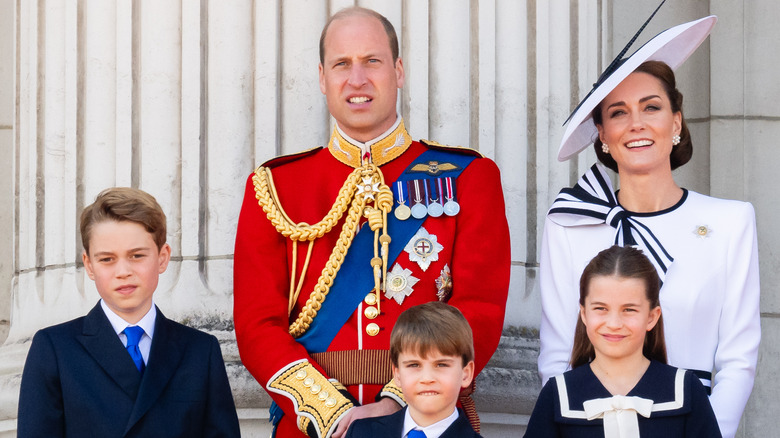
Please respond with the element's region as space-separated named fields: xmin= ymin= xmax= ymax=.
xmin=80 ymin=187 xmax=167 ymax=254
xmin=390 ymin=302 xmax=474 ymax=367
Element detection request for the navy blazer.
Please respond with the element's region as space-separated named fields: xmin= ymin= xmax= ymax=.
xmin=18 ymin=302 xmax=240 ymax=437
xmin=345 ymin=407 xmax=482 ymax=438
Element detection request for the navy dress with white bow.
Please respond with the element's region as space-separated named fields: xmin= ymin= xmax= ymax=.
xmin=524 ymin=360 xmax=721 ymax=437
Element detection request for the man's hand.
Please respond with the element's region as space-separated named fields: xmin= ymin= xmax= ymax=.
xmin=331 ymin=397 xmax=402 ymax=438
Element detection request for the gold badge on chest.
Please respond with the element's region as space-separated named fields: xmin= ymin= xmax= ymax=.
xmin=408 ymin=160 xmax=461 ymax=176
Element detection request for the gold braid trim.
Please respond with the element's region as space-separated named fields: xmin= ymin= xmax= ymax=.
xmin=253 ymin=166 xmax=361 ymax=241
xmin=267 ymin=360 xmax=353 ymax=437
xmin=253 ymin=163 xmax=393 ymax=338
xmin=379 ymin=379 xmax=407 ymax=407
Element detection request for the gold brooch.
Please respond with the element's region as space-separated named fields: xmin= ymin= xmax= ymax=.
xmin=693 ymin=225 xmax=712 ymax=239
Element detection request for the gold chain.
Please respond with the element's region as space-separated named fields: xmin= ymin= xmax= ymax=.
xmin=253 ymin=164 xmax=394 ymax=337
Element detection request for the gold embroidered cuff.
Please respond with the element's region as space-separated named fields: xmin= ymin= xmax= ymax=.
xmin=267 ymin=360 xmax=354 ymax=438
xmin=379 ymin=379 xmax=407 ymax=407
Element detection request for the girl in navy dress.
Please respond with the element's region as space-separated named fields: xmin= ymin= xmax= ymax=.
xmin=525 ymin=245 xmax=720 ymax=437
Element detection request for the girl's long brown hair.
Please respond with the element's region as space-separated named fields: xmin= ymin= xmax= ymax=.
xmin=570 ymin=245 xmax=667 ymax=368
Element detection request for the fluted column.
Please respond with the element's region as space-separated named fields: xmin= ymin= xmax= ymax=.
xmin=0 ymin=1 xmax=596 ymax=436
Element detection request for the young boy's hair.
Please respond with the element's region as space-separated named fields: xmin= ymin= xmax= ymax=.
xmin=390 ymin=302 xmax=474 ymax=367
xmin=80 ymin=187 xmax=167 ymax=253
xmin=570 ymin=245 xmax=667 ymax=368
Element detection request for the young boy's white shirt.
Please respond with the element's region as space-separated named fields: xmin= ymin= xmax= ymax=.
xmin=100 ymin=298 xmax=156 ymax=364
xmin=401 ymin=407 xmax=459 ymax=438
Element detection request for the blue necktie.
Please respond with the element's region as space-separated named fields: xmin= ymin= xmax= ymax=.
xmin=408 ymin=430 xmax=427 ymax=438
xmin=123 ymin=326 xmax=145 ymax=374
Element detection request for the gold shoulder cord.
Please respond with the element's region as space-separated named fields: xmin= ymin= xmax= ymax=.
xmin=253 ymin=163 xmax=393 ymax=338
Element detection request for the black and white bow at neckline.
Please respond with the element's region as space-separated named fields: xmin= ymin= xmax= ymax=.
xmin=548 ymin=163 xmax=676 ymax=283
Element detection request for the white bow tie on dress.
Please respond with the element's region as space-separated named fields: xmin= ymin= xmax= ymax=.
xmin=582 ymin=395 xmax=654 ymax=438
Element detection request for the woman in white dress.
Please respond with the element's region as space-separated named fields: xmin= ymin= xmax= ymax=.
xmin=537 ymin=14 xmax=760 ymax=438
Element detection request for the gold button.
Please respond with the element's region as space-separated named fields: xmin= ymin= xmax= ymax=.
xmin=364 ymin=294 xmax=377 ymax=306
xmin=295 ymin=369 xmax=307 ymax=380
xmin=325 ymin=397 xmax=337 ymax=408
xmin=364 ymin=306 xmax=378 ymax=320
xmin=310 ymin=384 xmax=321 ymax=394
xmin=697 ymin=226 xmax=707 ymax=236
xmin=318 ymin=390 xmax=330 ymax=401
xmin=303 ymin=377 xmax=314 ymax=387
xmin=366 ymin=323 xmax=380 ymax=337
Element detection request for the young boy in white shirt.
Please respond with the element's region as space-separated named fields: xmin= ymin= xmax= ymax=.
xmin=346 ymin=301 xmax=482 ymax=438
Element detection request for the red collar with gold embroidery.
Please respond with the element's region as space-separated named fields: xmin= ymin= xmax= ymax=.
xmin=327 ymin=120 xmax=412 ymax=168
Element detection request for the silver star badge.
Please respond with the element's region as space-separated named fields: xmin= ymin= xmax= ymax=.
xmin=384 ymin=263 xmax=419 ymax=305
xmin=404 ymin=226 xmax=444 ymax=271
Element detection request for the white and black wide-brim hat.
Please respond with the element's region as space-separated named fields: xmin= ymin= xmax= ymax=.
xmin=557 ymin=14 xmax=717 ymax=161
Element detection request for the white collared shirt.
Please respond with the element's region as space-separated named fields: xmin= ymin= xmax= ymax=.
xmin=401 ymin=407 xmax=459 ymax=438
xmin=100 ymin=300 xmax=156 ymax=364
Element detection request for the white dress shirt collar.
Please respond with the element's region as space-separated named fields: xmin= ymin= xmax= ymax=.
xmin=100 ymin=299 xmax=156 ymax=364
xmin=401 ymin=407 xmax=459 ymax=438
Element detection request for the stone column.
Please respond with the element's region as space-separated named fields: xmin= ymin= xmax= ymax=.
xmin=0 ymin=1 xmax=255 ymax=434
xmin=0 ymin=1 xmax=601 ymax=436
xmin=709 ymin=1 xmax=780 ymax=436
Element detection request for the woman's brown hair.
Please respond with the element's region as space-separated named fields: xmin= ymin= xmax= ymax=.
xmin=592 ymin=60 xmax=692 ymax=173
xmin=570 ymin=245 xmax=667 ymax=368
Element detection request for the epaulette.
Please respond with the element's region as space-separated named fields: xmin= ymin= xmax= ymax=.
xmin=420 ymin=139 xmax=484 ymax=158
xmin=260 ymin=146 xmax=323 ymax=169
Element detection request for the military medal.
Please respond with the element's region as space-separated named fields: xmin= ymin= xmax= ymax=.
xmin=384 ymin=263 xmax=420 ymax=305
xmin=435 ymin=264 xmax=453 ymax=302
xmin=410 ymin=180 xmax=428 ymax=219
xmin=426 ymin=179 xmax=444 ymax=217
xmin=443 ymin=177 xmax=460 ymax=216
xmin=394 ymin=180 xmax=411 ymax=220
xmin=404 ymin=226 xmax=443 ymax=271
xmin=357 ymin=176 xmax=380 ymax=201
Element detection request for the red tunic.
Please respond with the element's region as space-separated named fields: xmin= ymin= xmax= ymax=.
xmin=234 ymin=128 xmax=510 ymax=437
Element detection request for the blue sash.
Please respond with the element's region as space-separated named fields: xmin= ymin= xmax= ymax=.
xmin=297 ymin=149 xmax=477 ymax=352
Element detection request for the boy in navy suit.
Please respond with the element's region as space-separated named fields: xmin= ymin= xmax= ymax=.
xmin=18 ymin=187 xmax=240 ymax=437
xmin=346 ymin=302 xmax=482 ymax=438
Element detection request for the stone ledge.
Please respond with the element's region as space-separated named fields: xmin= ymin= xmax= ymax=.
xmin=474 ymin=327 xmax=541 ymax=416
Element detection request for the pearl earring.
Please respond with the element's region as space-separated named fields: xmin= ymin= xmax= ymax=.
xmin=672 ymin=134 xmax=681 ymax=146
xmin=601 ymin=143 xmax=610 ymax=154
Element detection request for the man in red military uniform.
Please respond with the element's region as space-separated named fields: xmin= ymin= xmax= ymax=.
xmin=233 ymin=7 xmax=510 ymax=438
